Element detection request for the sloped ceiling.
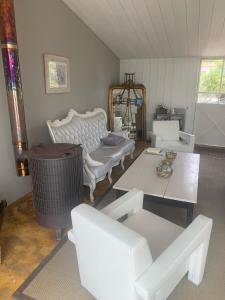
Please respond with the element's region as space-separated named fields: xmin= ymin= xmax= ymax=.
xmin=63 ymin=0 xmax=225 ymax=59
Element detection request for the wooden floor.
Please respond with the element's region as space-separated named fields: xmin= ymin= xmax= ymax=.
xmin=0 ymin=141 xmax=149 ymax=300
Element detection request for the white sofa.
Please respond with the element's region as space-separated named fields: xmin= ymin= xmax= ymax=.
xmin=150 ymin=120 xmax=195 ymax=153
xmin=68 ymin=189 xmax=212 ymax=300
xmin=47 ymin=108 xmax=135 ymax=201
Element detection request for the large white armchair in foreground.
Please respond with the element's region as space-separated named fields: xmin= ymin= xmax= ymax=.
xmin=150 ymin=120 xmax=195 ymax=153
xmin=68 ymin=189 xmax=212 ymax=300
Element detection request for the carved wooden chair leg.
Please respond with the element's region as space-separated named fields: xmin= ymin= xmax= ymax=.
xmin=89 ymin=181 xmax=96 ymax=203
xmin=121 ymin=157 xmax=125 ymax=170
xmin=108 ymin=168 xmax=112 ymax=184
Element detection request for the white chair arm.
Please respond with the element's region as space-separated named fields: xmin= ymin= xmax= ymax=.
xmin=179 ymin=131 xmax=195 ymax=144
xmin=149 ymin=132 xmax=163 ymax=148
xmin=109 ymin=130 xmax=129 ymax=139
xmin=135 ymin=215 xmax=213 ymax=300
xmin=101 ymin=188 xmax=144 ymax=220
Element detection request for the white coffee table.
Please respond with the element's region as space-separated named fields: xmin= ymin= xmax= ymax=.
xmin=113 ymin=150 xmax=200 ymax=225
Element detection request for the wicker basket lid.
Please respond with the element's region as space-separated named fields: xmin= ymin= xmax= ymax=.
xmin=27 ymin=143 xmax=82 ymax=160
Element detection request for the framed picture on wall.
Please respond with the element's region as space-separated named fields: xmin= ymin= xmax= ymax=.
xmin=44 ymin=54 xmax=70 ymax=94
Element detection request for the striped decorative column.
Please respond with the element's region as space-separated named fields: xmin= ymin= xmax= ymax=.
xmin=0 ymin=0 xmax=29 ymax=176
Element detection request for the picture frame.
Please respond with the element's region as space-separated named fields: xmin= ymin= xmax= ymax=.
xmin=44 ymin=54 xmax=70 ymax=94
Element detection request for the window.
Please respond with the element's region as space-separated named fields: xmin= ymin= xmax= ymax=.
xmin=198 ymin=59 xmax=225 ymax=104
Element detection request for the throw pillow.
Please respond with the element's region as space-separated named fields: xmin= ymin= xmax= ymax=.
xmin=101 ymin=133 xmax=125 ymax=146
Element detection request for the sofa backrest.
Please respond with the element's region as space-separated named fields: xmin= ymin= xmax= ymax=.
xmin=69 ymin=203 xmax=152 ymax=300
xmin=47 ymin=108 xmax=108 ymax=154
xmin=153 ymin=120 xmax=180 ymax=141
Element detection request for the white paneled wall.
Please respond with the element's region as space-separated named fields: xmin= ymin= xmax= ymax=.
xmin=120 ymin=58 xmax=201 ymax=135
xmin=194 ymin=104 xmax=225 ymax=147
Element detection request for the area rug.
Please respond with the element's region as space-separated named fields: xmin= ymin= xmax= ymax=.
xmin=13 ymin=189 xmax=117 ymax=300
xmin=13 ymin=238 xmax=95 ymax=300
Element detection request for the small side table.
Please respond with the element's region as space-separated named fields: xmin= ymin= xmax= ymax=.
xmin=28 ymin=144 xmax=83 ymax=240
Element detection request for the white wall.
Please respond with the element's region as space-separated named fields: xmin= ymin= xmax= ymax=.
xmin=194 ymin=103 xmax=225 ymax=147
xmin=0 ymin=0 xmax=119 ymax=204
xmin=120 ymin=58 xmax=200 ymax=134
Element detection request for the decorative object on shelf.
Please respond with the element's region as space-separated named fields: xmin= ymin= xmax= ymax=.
xmin=44 ymin=54 xmax=70 ymax=94
xmin=156 ymin=104 xmax=169 ymax=114
xmin=0 ymin=0 xmax=29 ymax=176
xmin=154 ymin=106 xmax=186 ymax=130
xmin=0 ymin=199 xmax=7 ymax=264
xmin=27 ymin=144 xmax=83 ymax=240
xmin=109 ymin=73 xmax=146 ymax=140
xmin=156 ymin=153 xmax=177 ymax=178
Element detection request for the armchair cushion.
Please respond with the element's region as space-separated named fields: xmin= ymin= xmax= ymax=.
xmin=153 ymin=120 xmax=180 ymax=141
xmin=123 ymin=209 xmax=183 ymax=260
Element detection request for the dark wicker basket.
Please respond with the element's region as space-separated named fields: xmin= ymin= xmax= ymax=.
xmin=28 ymin=144 xmax=83 ymax=232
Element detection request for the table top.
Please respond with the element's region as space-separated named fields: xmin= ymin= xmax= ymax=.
xmin=113 ymin=150 xmax=200 ymax=204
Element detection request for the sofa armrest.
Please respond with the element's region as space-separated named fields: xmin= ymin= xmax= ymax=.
xmin=101 ymin=188 xmax=144 ymax=220
xmin=149 ymin=132 xmax=163 ymax=148
xmin=179 ymin=131 xmax=195 ymax=145
xmin=109 ymin=130 xmax=129 ymax=139
xmin=83 ymin=151 xmax=103 ymax=167
xmin=135 ymin=215 xmax=213 ymax=300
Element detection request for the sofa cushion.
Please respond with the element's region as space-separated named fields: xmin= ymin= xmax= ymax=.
xmin=90 ymin=139 xmax=135 ymax=164
xmin=87 ymin=149 xmax=113 ymax=179
xmin=101 ymin=134 xmax=125 ymax=146
xmin=153 ymin=120 xmax=179 ymax=141
xmin=89 ymin=157 xmax=112 ymax=179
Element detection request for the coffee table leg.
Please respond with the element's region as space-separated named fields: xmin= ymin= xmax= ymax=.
xmin=115 ymin=189 xmax=126 ymax=199
xmin=186 ymin=203 xmax=194 ymax=226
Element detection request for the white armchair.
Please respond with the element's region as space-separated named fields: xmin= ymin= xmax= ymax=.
xmin=150 ymin=120 xmax=195 ymax=153
xmin=68 ymin=189 xmax=212 ymax=300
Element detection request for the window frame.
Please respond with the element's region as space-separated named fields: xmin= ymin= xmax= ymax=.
xmin=197 ymin=58 xmax=225 ymax=104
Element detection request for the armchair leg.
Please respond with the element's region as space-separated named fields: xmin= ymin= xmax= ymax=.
xmin=108 ymin=168 xmax=112 ymax=184
xmin=88 ymin=181 xmax=96 ymax=203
